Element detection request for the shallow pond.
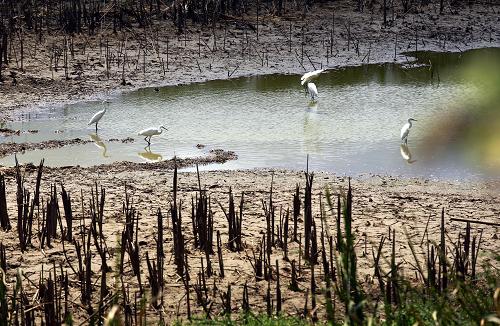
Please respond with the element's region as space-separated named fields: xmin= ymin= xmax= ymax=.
xmin=2 ymin=48 xmax=499 ymax=180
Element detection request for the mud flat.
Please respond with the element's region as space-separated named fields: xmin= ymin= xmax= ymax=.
xmin=0 ymin=165 xmax=498 ymax=323
xmin=0 ymin=0 xmax=499 ymax=118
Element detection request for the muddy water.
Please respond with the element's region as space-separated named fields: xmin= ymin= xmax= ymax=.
xmin=1 ymin=48 xmax=498 ymax=179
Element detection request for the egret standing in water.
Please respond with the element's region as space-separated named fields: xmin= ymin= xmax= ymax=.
xmin=307 ymin=82 xmax=318 ymax=101
xmin=301 ymin=69 xmax=325 ymax=86
xmin=401 ymin=118 xmax=417 ymax=144
xmin=88 ymin=101 xmax=109 ymax=132
xmin=138 ymin=125 xmax=168 ymax=146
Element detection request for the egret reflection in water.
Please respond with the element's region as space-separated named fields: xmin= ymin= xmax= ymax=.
xmin=138 ymin=147 xmax=163 ymax=162
xmin=89 ymin=133 xmax=109 ymax=158
xmin=303 ymin=109 xmax=321 ymax=154
xmin=1 ymin=48 xmax=498 ymax=179
xmin=400 ymin=144 xmax=417 ymax=164
xmin=308 ymin=101 xmax=318 ymax=111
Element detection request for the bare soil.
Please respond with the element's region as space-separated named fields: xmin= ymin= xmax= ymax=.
xmin=0 ymin=166 xmax=498 ymax=323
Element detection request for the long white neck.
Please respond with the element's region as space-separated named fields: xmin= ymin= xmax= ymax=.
xmin=158 ymin=127 xmax=163 ymax=134
xmin=407 ymin=119 xmax=413 ymax=127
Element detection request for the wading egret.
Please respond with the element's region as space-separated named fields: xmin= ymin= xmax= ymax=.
xmin=301 ymin=69 xmax=325 ymax=86
xmin=401 ymin=118 xmax=417 ymax=144
xmin=307 ymin=82 xmax=318 ymax=101
xmin=88 ymin=101 xmax=109 ymax=132
xmin=138 ymin=125 xmax=168 ymax=146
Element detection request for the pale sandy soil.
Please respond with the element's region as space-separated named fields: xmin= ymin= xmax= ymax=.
xmin=0 ymin=166 xmax=498 ymax=323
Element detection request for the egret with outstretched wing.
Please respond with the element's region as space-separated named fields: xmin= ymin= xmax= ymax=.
xmin=301 ymin=69 xmax=325 ymax=86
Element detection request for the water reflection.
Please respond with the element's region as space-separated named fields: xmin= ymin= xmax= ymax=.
xmin=1 ymin=48 xmax=498 ymax=179
xmin=89 ymin=133 xmax=109 ymax=158
xmin=138 ymin=147 xmax=163 ymax=162
xmin=308 ymin=101 xmax=318 ymax=111
xmin=400 ymin=144 xmax=417 ymax=164
xmin=303 ymin=109 xmax=321 ymax=154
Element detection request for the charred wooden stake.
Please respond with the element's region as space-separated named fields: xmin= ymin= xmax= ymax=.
xmin=290 ymin=260 xmax=299 ymax=291
xmin=0 ymin=175 xmax=10 ymax=231
xmin=302 ymin=288 xmax=309 ymax=318
xmin=283 ymin=207 xmax=289 ymax=261
xmin=310 ymin=218 xmax=318 ymax=265
xmin=253 ymin=237 xmax=264 ymax=280
xmin=146 ymin=251 xmax=162 ymax=308
xmin=171 ymin=165 xmax=185 ymax=276
xmin=321 ymin=227 xmax=329 ymax=281
xmin=192 ymin=166 xmax=214 ymax=254
xmin=126 ymin=231 xmax=143 ymax=294
xmin=387 ymin=229 xmax=399 ymax=304
xmin=63 ymin=271 xmax=70 ymax=324
xmin=329 ymin=236 xmax=336 ymax=281
xmin=219 ymin=188 xmax=244 ymax=252
xmin=182 ymin=253 xmax=191 ymax=320
xmin=217 ymin=230 xmax=225 ymax=278
xmin=471 ymin=231 xmax=481 ymax=279
xmin=156 ymin=208 xmax=164 ymax=296
xmin=90 ymin=211 xmax=109 ymax=273
xmin=220 ymin=284 xmax=231 ymax=315
xmin=0 ymin=242 xmax=6 ymax=272
xmin=242 ymin=281 xmax=250 ymax=313
xmin=40 ymin=276 xmax=57 ymax=325
xmin=439 ymin=208 xmax=447 ymax=292
xmin=84 ymin=228 xmax=93 ymax=307
xmin=276 ymin=260 xmax=282 ymax=315
xmin=293 ymin=184 xmax=300 ymax=242
xmin=336 ymin=194 xmax=341 ymax=248
xmin=266 ymin=279 xmax=272 ymax=317
xmin=60 ymin=185 xmax=73 ymax=241
xmin=304 ymin=171 xmax=314 ymax=261
xmin=45 ymin=184 xmax=60 ymax=247
xmin=311 ymin=263 xmax=318 ymax=322
xmin=15 ymin=157 xmax=30 ymax=251
xmin=373 ymin=235 xmax=386 ymax=296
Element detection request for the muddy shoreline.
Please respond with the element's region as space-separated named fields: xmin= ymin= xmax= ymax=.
xmin=0 ymin=166 xmax=498 ymax=323
xmin=1 ymin=1 xmax=499 ymax=121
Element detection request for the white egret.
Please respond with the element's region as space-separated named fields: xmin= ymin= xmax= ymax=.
xmin=401 ymin=118 xmax=417 ymax=144
xmin=88 ymin=101 xmax=109 ymax=132
xmin=301 ymin=69 xmax=325 ymax=86
xmin=138 ymin=125 xmax=168 ymax=146
xmin=307 ymin=82 xmax=318 ymax=101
